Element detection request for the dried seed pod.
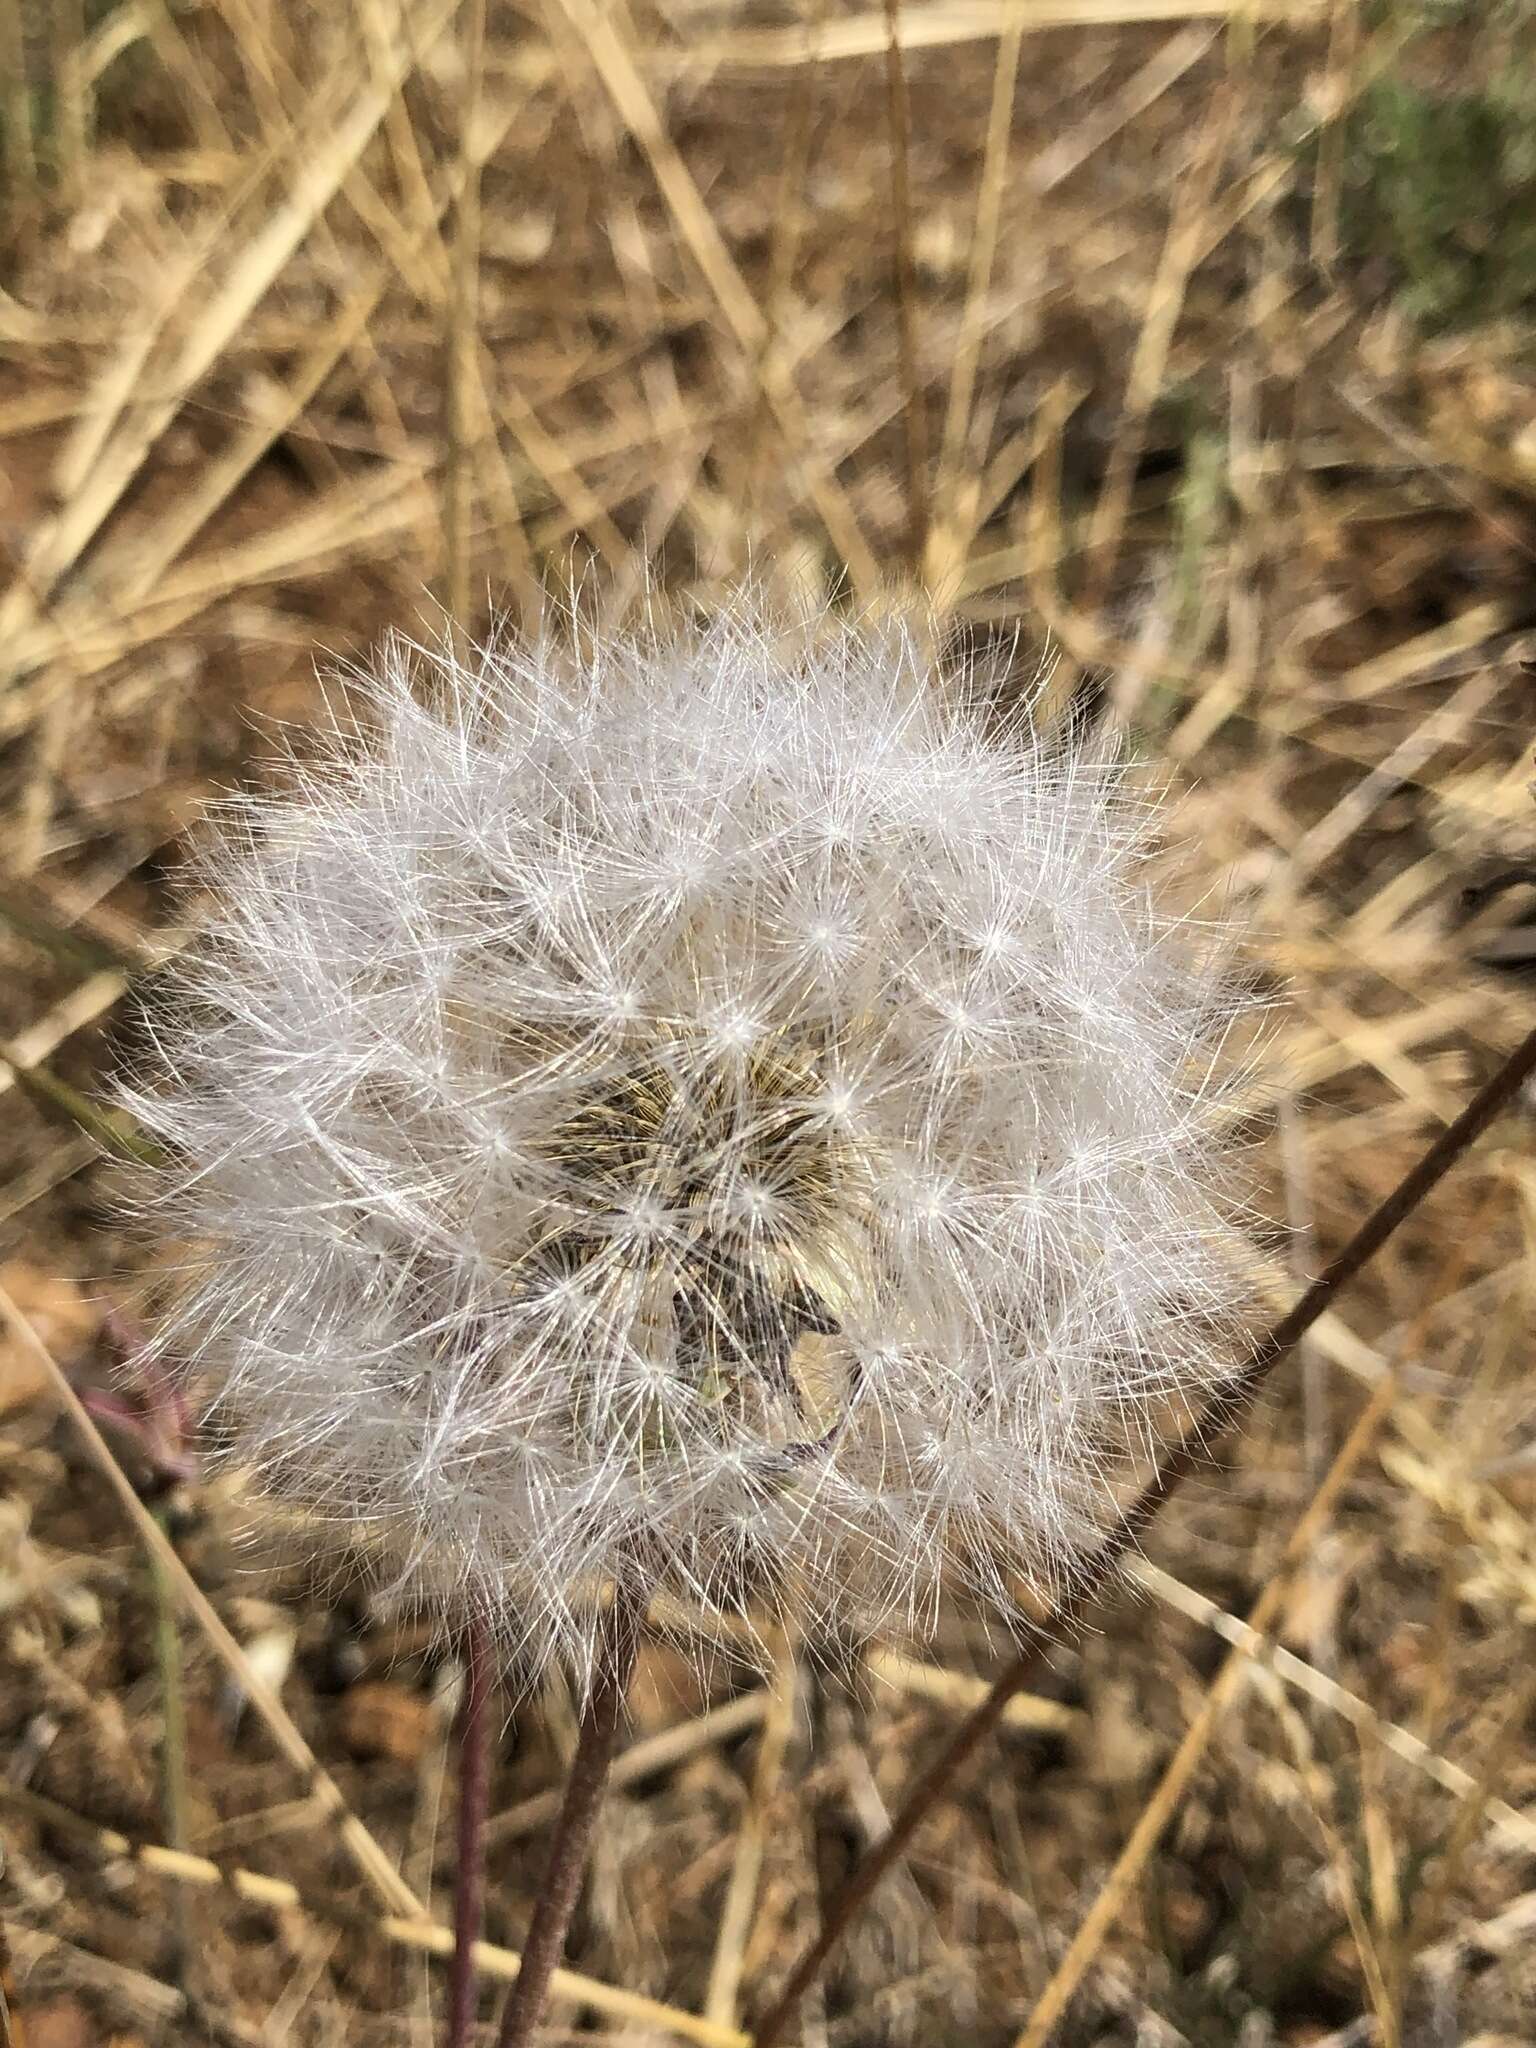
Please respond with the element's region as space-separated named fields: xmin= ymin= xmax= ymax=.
xmin=124 ymin=606 xmax=1251 ymax=1693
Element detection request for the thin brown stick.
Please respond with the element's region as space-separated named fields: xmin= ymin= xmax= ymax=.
xmin=752 ymin=1017 xmax=1536 ymax=2048
xmin=445 ymin=1617 xmax=493 ymax=2048
xmin=493 ymin=1591 xmax=645 ymax=2048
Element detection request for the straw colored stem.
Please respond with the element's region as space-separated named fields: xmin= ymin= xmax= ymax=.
xmin=0 ymin=1783 xmax=748 ymax=2048
xmin=444 ymin=0 xmax=487 ymax=626
xmin=0 ymin=1278 xmax=423 ymax=1921
xmin=752 ymin=1017 xmax=1536 ymax=2048
xmin=702 ymin=1637 xmax=798 ymax=2026
xmin=483 ymin=1689 xmax=767 ymax=1847
xmin=880 ymin=0 xmax=927 ymax=572
xmin=1015 ymin=1371 xmax=1403 ymax=2048
xmin=493 ymin=1590 xmax=645 ymax=2048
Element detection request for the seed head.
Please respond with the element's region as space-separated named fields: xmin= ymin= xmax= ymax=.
xmin=127 ymin=608 xmax=1250 ymax=1687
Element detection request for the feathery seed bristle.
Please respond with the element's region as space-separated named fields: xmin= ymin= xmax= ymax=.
xmin=123 ymin=606 xmax=1252 ymax=1690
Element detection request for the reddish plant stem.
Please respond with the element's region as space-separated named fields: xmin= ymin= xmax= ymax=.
xmin=493 ymin=1592 xmax=644 ymax=2048
xmin=445 ymin=1616 xmax=493 ymax=2048
xmin=753 ymin=1020 xmax=1536 ymax=2048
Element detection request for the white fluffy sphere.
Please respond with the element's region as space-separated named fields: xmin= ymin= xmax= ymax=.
xmin=128 ymin=609 xmax=1248 ymax=1685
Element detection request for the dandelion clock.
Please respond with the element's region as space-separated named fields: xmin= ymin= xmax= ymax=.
xmin=125 ymin=605 xmax=1250 ymax=2045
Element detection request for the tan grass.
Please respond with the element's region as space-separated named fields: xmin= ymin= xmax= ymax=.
xmin=711 ymin=0 xmax=1326 ymax=67
xmin=3 ymin=0 xmax=1535 ymax=2039
xmin=0 ymin=1785 xmax=751 ymax=2048
xmin=0 ymin=1288 xmax=753 ymax=2048
xmin=1011 ymin=1373 xmax=1406 ymax=2048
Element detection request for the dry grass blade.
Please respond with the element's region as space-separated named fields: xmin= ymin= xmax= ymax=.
xmin=84 ymin=56 xmax=538 ymax=618
xmin=753 ymin=1020 xmax=1536 ymax=2046
xmin=5 ymin=1925 xmax=184 ymax=2033
xmin=702 ymin=1642 xmax=798 ymax=2027
xmin=0 ymin=0 xmax=461 ymax=684
xmin=1012 ymin=1373 xmax=1405 ymax=2047
xmin=1394 ymin=1672 xmax=1536 ymax=1964
xmin=1268 ymin=1686 xmax=1403 ymax=2048
xmin=0 ymin=1280 xmax=423 ymax=1921
xmin=444 ymin=0 xmax=490 ymax=626
xmin=924 ymin=0 xmax=1024 ymax=600
xmin=1079 ymin=86 xmax=1234 ymax=612
xmin=0 ymin=1051 xmax=160 ymax=1164
xmin=1024 ymin=23 xmax=1215 ymax=192
xmin=0 ymin=958 xmax=177 ymax=1171
xmin=548 ymin=0 xmax=879 ymax=594
xmin=0 ymin=1137 xmax=98 ymax=1227
xmin=1013 ymin=1170 xmax=1536 ymax=2040
xmin=865 ymin=1648 xmax=1078 ymax=1733
xmin=1383 ymin=1436 xmax=1536 ymax=1622
xmin=0 ymin=888 xmax=134 ymax=975
xmin=483 ymin=1692 xmax=769 ymax=1848
xmin=0 ymin=1787 xmax=749 ymax=2048
xmin=0 ymin=470 xmax=437 ymax=728
xmin=880 ymin=0 xmax=928 ymax=573
xmin=108 ymin=275 xmax=401 ymax=606
xmin=712 ymin=0 xmax=1324 ymax=65
xmin=1132 ymin=1560 xmax=1536 ymax=1857
xmin=0 ymin=973 xmax=137 ymax=1105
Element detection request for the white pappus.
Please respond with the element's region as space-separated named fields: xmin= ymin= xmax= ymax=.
xmin=125 ymin=606 xmax=1251 ymax=1691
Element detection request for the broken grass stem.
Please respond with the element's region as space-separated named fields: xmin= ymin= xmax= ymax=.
xmin=752 ymin=1018 xmax=1536 ymax=2048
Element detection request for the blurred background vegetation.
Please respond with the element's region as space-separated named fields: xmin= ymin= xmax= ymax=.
xmin=1 ymin=3 xmax=1535 ymax=2045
